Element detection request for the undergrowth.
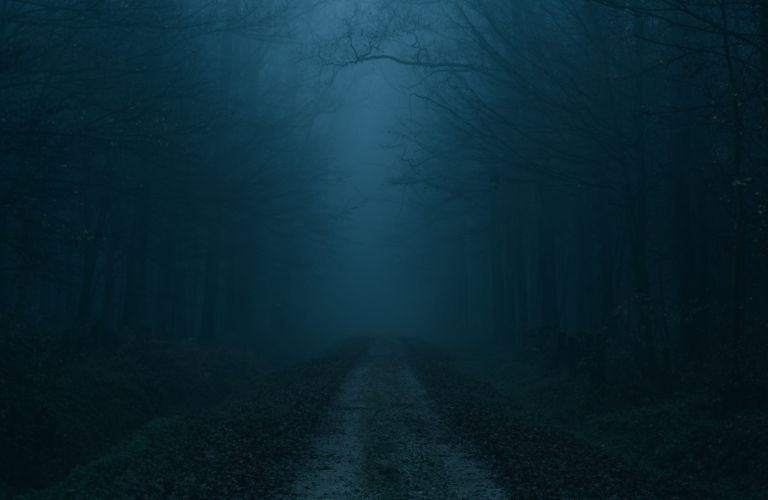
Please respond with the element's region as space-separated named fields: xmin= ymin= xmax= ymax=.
xmin=452 ymin=339 xmax=768 ymax=498
xmin=0 ymin=319 xmax=271 ymax=496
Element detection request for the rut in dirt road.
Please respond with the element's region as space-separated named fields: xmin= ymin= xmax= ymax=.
xmin=283 ymin=340 xmax=507 ymax=499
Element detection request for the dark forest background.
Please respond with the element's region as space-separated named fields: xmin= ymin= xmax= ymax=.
xmin=1 ymin=0 xmax=768 ymax=497
xmin=0 ymin=0 xmax=336 ymax=347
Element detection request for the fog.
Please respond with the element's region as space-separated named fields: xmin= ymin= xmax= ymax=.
xmin=308 ymin=60 xmax=414 ymax=336
xmin=2 ymin=0 xmax=768 ymax=496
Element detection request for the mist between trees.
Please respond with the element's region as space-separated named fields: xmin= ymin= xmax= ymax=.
xmin=2 ymin=0 xmax=767 ymax=396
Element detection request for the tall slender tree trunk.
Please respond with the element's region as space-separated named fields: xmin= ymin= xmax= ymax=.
xmin=74 ymin=197 xmax=109 ymax=330
xmin=122 ymin=193 xmax=149 ymax=332
xmin=154 ymin=219 xmax=177 ymax=337
xmin=98 ymin=225 xmax=121 ymax=337
xmin=536 ymin=182 xmax=559 ymax=338
xmin=759 ymin=0 xmax=768 ymax=316
xmin=592 ymin=189 xmax=615 ymax=391
xmin=582 ymin=2 xmax=628 ymax=389
xmin=514 ymin=248 xmax=529 ymax=344
xmin=627 ymin=12 xmax=655 ymax=379
xmin=671 ymin=95 xmax=699 ymax=367
xmin=200 ymin=214 xmax=223 ymax=343
xmin=720 ymin=2 xmax=747 ymax=383
xmin=491 ymin=190 xmax=509 ymax=338
xmin=223 ymin=231 xmax=259 ymax=341
xmin=762 ymin=0 xmax=768 ymax=121
xmin=199 ymin=0 xmax=237 ymax=343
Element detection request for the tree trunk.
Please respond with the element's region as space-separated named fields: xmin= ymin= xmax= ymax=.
xmin=720 ymin=2 xmax=747 ymax=384
xmin=199 ymin=0 xmax=237 ymax=343
xmin=74 ymin=197 xmax=109 ymax=330
xmin=122 ymin=201 xmax=149 ymax=332
xmin=97 ymin=226 xmax=121 ymax=338
xmin=200 ymin=214 xmax=223 ymax=343
xmin=154 ymin=220 xmax=177 ymax=337
xmin=491 ymin=213 xmax=509 ymax=338
xmin=627 ymin=12 xmax=655 ymax=379
xmin=593 ymin=190 xmax=615 ymax=392
xmin=536 ymin=182 xmax=559 ymax=337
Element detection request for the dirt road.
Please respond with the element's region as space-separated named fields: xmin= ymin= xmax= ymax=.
xmin=33 ymin=338 xmax=667 ymax=499
xmin=283 ymin=340 xmax=507 ymax=499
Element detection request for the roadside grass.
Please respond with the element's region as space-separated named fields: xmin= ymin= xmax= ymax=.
xmin=451 ymin=340 xmax=768 ymax=499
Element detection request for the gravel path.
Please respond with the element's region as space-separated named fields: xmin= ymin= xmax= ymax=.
xmin=284 ymin=340 xmax=507 ymax=499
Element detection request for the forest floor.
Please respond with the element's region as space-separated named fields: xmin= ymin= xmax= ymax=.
xmin=447 ymin=341 xmax=768 ymax=499
xmin=12 ymin=336 xmax=739 ymax=499
xmin=5 ymin=332 xmax=366 ymax=499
